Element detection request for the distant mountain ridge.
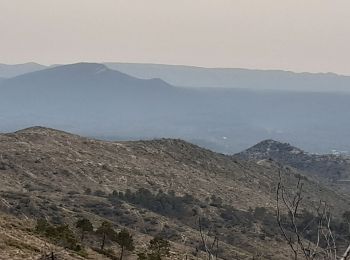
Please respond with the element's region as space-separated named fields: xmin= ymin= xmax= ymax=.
xmin=2 ymin=62 xmax=350 ymax=154
xmin=1 ymin=63 xmax=171 ymax=90
xmin=104 ymin=62 xmax=350 ymax=92
xmin=0 ymin=62 xmax=173 ymax=111
xmin=2 ymin=62 xmax=350 ymax=92
xmin=0 ymin=62 xmax=47 ymax=78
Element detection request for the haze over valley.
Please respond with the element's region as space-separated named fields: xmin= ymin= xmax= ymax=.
xmin=1 ymin=62 xmax=350 ymax=154
xmin=2 ymin=1 xmax=350 ymax=259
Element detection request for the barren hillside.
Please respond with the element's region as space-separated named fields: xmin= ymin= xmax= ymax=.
xmin=0 ymin=127 xmax=349 ymax=259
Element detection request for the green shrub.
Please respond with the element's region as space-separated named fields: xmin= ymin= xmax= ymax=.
xmin=35 ymin=219 xmax=82 ymax=252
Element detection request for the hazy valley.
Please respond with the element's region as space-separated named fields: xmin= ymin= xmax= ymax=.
xmin=1 ymin=63 xmax=350 ymax=259
xmin=2 ymin=63 xmax=350 ymax=154
xmin=4 ymin=1 xmax=350 ymax=259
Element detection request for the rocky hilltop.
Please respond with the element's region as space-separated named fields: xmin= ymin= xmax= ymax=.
xmin=235 ymin=139 xmax=350 ymax=185
xmin=0 ymin=128 xmax=350 ymax=259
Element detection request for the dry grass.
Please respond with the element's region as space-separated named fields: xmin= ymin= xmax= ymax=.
xmin=0 ymin=127 xmax=348 ymax=259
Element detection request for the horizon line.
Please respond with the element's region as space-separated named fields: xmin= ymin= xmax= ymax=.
xmin=0 ymin=61 xmax=348 ymax=77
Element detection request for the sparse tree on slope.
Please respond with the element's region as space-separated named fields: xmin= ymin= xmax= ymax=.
xmin=116 ymin=228 xmax=135 ymax=260
xmin=148 ymin=236 xmax=170 ymax=259
xmin=96 ymin=221 xmax=116 ymax=250
xmin=343 ymin=211 xmax=350 ymax=233
xmin=75 ymin=218 xmax=93 ymax=242
xmin=137 ymin=236 xmax=171 ymax=260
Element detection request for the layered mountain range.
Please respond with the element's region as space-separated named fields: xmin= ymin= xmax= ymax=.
xmin=1 ymin=62 xmax=350 ymax=154
xmin=0 ymin=62 xmax=46 ymax=78
xmin=2 ymin=62 xmax=350 ymax=258
xmin=2 ymin=62 xmax=350 ymax=92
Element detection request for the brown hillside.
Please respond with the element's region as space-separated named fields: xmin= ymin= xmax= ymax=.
xmin=0 ymin=127 xmax=349 ymax=259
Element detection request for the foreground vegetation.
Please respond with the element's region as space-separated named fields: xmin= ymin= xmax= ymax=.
xmin=35 ymin=217 xmax=171 ymax=260
xmin=21 ymin=185 xmax=350 ymax=260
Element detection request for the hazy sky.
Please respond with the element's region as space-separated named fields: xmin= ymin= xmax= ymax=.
xmin=1 ymin=0 xmax=350 ymax=74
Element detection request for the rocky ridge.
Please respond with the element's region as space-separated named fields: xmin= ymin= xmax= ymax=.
xmin=0 ymin=128 xmax=349 ymax=259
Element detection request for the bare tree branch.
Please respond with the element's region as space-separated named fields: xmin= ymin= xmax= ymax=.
xmin=275 ymin=170 xmax=350 ymax=260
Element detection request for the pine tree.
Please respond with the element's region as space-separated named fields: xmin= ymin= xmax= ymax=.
xmin=137 ymin=237 xmax=171 ymax=260
xmin=116 ymin=229 xmax=135 ymax=260
xmin=96 ymin=221 xmax=116 ymax=250
xmin=148 ymin=237 xmax=170 ymax=259
xmin=75 ymin=218 xmax=93 ymax=242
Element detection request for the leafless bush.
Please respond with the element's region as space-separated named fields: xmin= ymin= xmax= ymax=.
xmin=198 ymin=217 xmax=219 ymax=260
xmin=276 ymin=170 xmax=350 ymax=260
